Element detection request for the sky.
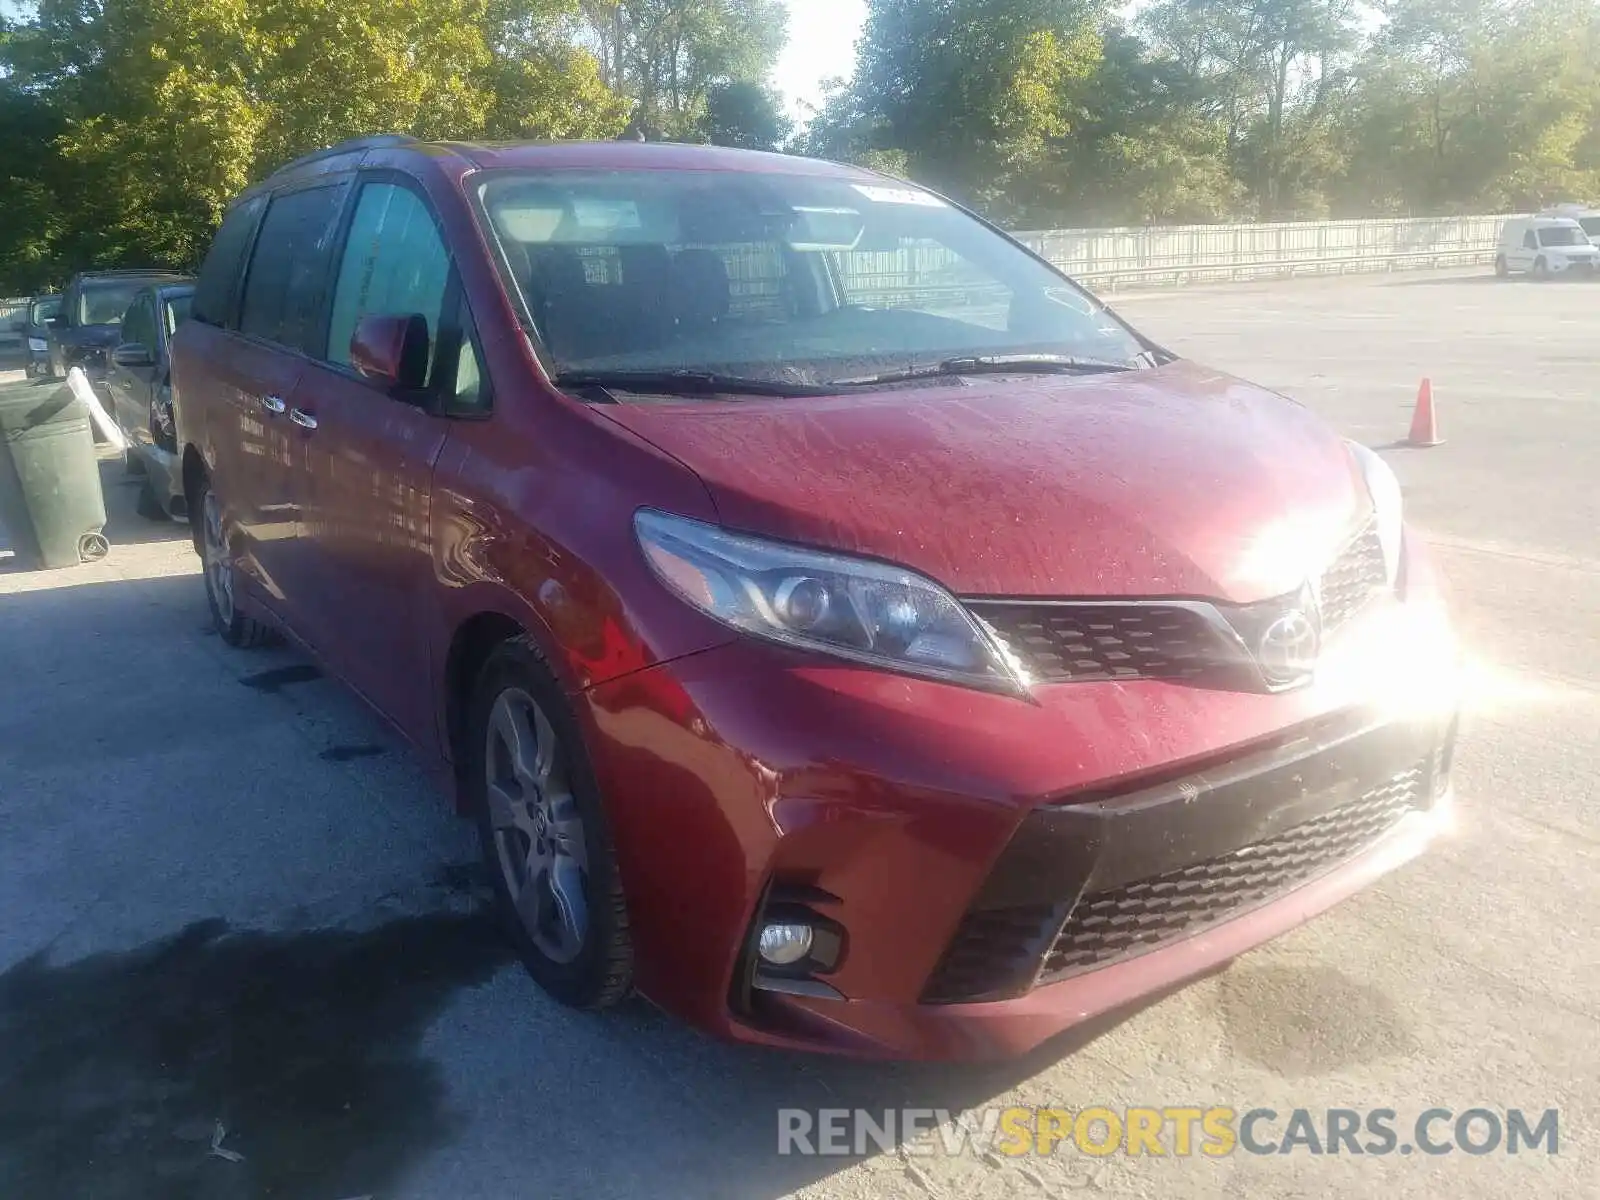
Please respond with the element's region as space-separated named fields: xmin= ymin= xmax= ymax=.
xmin=774 ymin=0 xmax=869 ymax=121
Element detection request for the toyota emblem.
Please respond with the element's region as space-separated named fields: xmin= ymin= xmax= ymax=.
xmin=1256 ymin=609 xmax=1320 ymax=686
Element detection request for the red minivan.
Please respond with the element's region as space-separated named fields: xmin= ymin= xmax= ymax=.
xmin=170 ymin=136 xmax=1461 ymax=1060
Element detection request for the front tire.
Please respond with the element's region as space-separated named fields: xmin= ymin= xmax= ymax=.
xmin=1494 ymin=254 xmax=1509 ymax=278
xmin=194 ymin=473 xmax=273 ymax=648
xmin=1533 ymin=257 xmax=1550 ymax=280
xmin=469 ymin=636 xmax=633 ymax=1010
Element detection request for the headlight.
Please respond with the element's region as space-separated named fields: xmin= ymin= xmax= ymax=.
xmin=634 ymin=509 xmax=1028 ymax=693
xmin=1346 ymin=440 xmax=1402 ymax=586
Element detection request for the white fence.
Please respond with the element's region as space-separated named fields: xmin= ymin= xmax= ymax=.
xmin=1016 ymin=215 xmax=1512 ymax=288
xmin=0 ymin=298 xmax=27 ymax=348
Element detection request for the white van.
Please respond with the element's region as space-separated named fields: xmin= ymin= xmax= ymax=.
xmin=1496 ymin=216 xmax=1599 ymax=278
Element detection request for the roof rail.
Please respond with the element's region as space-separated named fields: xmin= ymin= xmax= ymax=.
xmin=272 ymin=133 xmax=420 ymax=177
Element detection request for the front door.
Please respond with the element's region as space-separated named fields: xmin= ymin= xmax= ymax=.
xmin=288 ymin=177 xmax=472 ymax=747
xmin=1511 ymin=227 xmax=1539 ymax=271
xmin=107 ymin=292 xmax=158 ymax=441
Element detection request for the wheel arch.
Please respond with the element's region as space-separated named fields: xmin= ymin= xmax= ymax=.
xmin=442 ymin=609 xmax=541 ymax=810
xmin=181 ymin=444 xmax=207 ymax=551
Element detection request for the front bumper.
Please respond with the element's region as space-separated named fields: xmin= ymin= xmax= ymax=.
xmin=583 ymin=536 xmax=1460 ymax=1060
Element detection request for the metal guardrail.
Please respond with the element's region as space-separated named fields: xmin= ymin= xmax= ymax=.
xmin=1013 ymin=215 xmax=1514 ymax=289
xmin=0 ymin=298 xmax=28 ymax=348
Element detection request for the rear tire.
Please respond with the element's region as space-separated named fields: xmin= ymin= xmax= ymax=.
xmin=193 ymin=472 xmax=274 ymax=648
xmin=468 ymin=635 xmax=633 ymax=1010
xmin=135 ymin=477 xmax=168 ymax=522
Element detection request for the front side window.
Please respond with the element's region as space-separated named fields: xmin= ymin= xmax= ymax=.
xmin=239 ymin=182 xmax=350 ymax=353
xmin=120 ymin=295 xmax=157 ymax=352
xmin=1523 ymin=230 xmax=1539 ymax=250
xmin=475 ymin=170 xmax=1144 ymax=390
xmin=1538 ymin=226 xmax=1587 ymax=247
xmin=30 ymin=297 xmax=61 ymax=326
xmin=163 ymin=293 xmax=193 ymax=337
xmin=327 ymin=181 xmax=450 ymax=374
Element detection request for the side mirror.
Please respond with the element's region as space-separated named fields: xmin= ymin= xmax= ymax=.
xmin=113 ymin=342 xmax=155 ymax=368
xmin=350 ymin=313 xmax=430 ymax=390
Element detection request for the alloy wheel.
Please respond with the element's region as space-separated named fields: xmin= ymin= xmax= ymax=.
xmin=484 ymin=687 xmax=589 ymax=964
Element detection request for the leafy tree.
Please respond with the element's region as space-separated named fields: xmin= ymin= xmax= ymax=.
xmin=577 ymin=0 xmax=786 ymax=136
xmin=700 ymin=79 xmax=792 ymax=149
xmin=0 ymin=0 xmax=625 ymax=288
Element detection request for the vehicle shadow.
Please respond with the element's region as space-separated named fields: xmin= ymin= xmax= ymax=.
xmin=0 ymin=570 xmax=1194 ymax=1200
xmin=97 ymin=456 xmax=193 ymax=548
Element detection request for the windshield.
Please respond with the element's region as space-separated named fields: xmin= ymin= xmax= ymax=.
xmin=163 ymin=293 xmax=193 ymax=337
xmin=28 ymin=297 xmax=61 ymax=325
xmin=79 ymin=280 xmax=150 ymax=326
xmin=1537 ymin=226 xmax=1588 ymax=247
xmin=475 ymin=169 xmax=1147 ymax=389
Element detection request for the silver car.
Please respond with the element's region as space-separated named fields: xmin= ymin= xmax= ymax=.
xmin=106 ymin=281 xmax=195 ymax=521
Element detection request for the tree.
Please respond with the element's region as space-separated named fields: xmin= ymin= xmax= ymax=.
xmin=699 ymin=80 xmax=791 ymax=149
xmin=0 ymin=0 xmax=626 ymax=288
xmin=1139 ymin=0 xmax=1363 ymax=217
xmin=843 ymin=0 xmax=1105 ymax=219
xmin=576 ymin=0 xmax=787 ymax=136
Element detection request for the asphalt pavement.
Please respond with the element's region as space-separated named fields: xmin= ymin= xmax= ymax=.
xmin=1 ymin=268 xmax=1595 ymax=1199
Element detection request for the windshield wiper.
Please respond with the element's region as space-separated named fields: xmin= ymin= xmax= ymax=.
xmin=556 ymin=369 xmax=832 ymax=399
xmin=835 ymin=354 xmax=1139 ymax=387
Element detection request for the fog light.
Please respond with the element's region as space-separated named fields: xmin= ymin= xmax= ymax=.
xmin=758 ymin=922 xmax=813 ymax=966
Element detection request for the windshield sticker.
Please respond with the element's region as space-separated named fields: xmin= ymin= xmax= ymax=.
xmin=572 ymin=198 xmax=642 ymax=230
xmin=851 ymin=184 xmax=946 ymax=208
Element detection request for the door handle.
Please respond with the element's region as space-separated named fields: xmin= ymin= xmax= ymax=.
xmin=289 ymin=408 xmax=318 ymax=431
xmin=259 ymin=394 xmax=286 ymax=415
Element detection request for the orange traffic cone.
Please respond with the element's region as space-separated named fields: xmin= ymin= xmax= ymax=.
xmin=1407 ymin=378 xmax=1444 ymax=447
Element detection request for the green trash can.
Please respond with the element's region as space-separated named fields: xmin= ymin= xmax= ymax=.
xmin=0 ymin=378 xmax=110 ymax=569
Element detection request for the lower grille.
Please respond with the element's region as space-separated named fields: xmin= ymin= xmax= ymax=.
xmin=1038 ymin=763 xmax=1424 ymax=981
xmin=921 ymin=750 xmax=1431 ymax=1005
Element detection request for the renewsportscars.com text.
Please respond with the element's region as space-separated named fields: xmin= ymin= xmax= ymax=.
xmin=777 ymin=1106 xmax=1559 ymax=1158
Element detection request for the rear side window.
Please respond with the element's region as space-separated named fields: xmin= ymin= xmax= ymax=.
xmin=239 ymin=182 xmax=350 ymax=354
xmin=193 ymin=195 xmax=265 ymax=327
xmin=327 ymin=182 xmax=450 ymax=373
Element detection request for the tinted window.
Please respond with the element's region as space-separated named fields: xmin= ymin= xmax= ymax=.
xmin=29 ymin=297 xmax=61 ymax=326
xmin=163 ymin=294 xmax=193 ymax=337
xmin=327 ymin=182 xmax=450 ymax=374
xmin=1538 ymin=225 xmax=1586 ymax=247
xmin=448 ymin=298 xmax=490 ymax=414
xmin=1523 ymin=230 xmax=1538 ymax=250
xmin=121 ymin=294 xmax=157 ymax=352
xmin=240 ymin=182 xmax=349 ymax=353
xmin=80 ymin=281 xmax=147 ymax=326
xmin=193 ymin=195 xmax=265 ymax=327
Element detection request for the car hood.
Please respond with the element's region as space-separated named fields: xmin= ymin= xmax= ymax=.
xmin=599 ymin=360 xmax=1369 ymax=602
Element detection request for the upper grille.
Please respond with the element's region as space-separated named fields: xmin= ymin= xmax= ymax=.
xmin=921 ymin=758 xmax=1427 ymax=1004
xmin=973 ymin=603 xmax=1228 ymax=684
xmin=1319 ymin=520 xmax=1388 ymax=633
xmin=1037 ymin=763 xmax=1424 ymax=981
